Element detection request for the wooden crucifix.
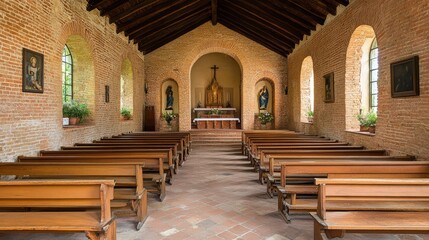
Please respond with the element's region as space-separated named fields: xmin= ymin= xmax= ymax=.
xmin=211 ymin=65 xmax=219 ymax=79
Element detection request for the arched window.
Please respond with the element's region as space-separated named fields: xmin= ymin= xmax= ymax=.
xmin=62 ymin=45 xmax=73 ymax=102
xmin=300 ymin=56 xmax=314 ymax=122
xmin=369 ymin=38 xmax=378 ymax=112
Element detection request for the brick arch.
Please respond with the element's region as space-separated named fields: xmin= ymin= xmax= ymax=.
xmin=345 ymin=25 xmax=376 ymax=131
xmin=300 ymin=56 xmax=314 ymax=122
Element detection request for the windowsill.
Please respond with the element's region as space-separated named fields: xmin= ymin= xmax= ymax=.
xmin=345 ymin=130 xmax=375 ymax=136
xmin=63 ymin=123 xmax=95 ymax=130
xmin=302 ymin=121 xmax=314 ymax=125
xmin=120 ymin=119 xmax=134 ymax=122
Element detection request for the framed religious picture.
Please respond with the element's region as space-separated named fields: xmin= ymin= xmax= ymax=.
xmin=105 ymin=85 xmax=110 ymax=103
xmin=323 ymin=72 xmax=334 ymax=103
xmin=390 ymin=56 xmax=419 ymax=98
xmin=22 ymin=48 xmax=44 ymax=93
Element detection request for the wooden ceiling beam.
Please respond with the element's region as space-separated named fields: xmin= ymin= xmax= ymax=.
xmin=219 ymin=19 xmax=289 ymax=57
xmin=127 ymin=0 xmax=208 ymax=39
xmin=109 ymin=0 xmax=163 ymax=24
xmin=264 ymin=0 xmax=325 ymax=25
xmin=116 ymin=0 xmax=190 ymax=33
xmin=140 ymin=17 xmax=208 ymax=54
xmin=133 ymin=6 xmax=210 ymax=43
xmin=220 ymin=9 xmax=297 ymax=48
xmin=138 ymin=9 xmax=210 ymax=50
xmin=287 ymin=0 xmax=335 ymax=16
xmin=211 ymin=0 xmax=218 ymax=25
xmin=222 ymin=0 xmax=309 ymax=38
xmin=99 ymin=0 xmax=129 ymax=16
xmin=86 ymin=0 xmax=109 ymax=11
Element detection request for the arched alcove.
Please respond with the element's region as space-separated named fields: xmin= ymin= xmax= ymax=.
xmin=254 ymin=78 xmax=274 ymax=113
xmin=345 ymin=25 xmax=376 ymax=131
xmin=64 ymin=35 xmax=95 ymax=121
xmin=300 ymin=56 xmax=314 ymax=122
xmin=120 ymin=58 xmax=134 ymax=117
xmin=160 ymin=79 xmax=179 ymax=114
xmin=190 ymin=52 xmax=242 ymax=128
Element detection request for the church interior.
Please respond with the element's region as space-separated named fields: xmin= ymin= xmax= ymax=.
xmin=0 ymin=0 xmax=428 ymax=239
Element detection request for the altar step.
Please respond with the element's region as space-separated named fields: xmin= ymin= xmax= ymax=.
xmin=190 ymin=130 xmax=242 ymax=146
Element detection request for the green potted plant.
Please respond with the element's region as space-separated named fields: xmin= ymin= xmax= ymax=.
xmin=366 ymin=110 xmax=377 ymax=133
xmin=306 ymin=110 xmax=314 ymax=123
xmin=120 ymin=107 xmax=132 ymax=120
xmin=356 ymin=112 xmax=369 ymax=132
xmin=62 ymin=100 xmax=90 ymax=125
xmin=258 ymin=112 xmax=274 ymax=125
xmin=162 ymin=112 xmax=177 ymax=125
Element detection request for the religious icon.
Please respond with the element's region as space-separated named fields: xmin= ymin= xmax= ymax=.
xmin=206 ymin=65 xmax=223 ymax=107
xmin=258 ymin=85 xmax=269 ymax=110
xmin=22 ymin=48 xmax=44 ymax=93
xmin=391 ymin=56 xmax=419 ymax=98
xmin=165 ymin=85 xmax=174 ymax=110
xmin=323 ymin=72 xmax=334 ymax=103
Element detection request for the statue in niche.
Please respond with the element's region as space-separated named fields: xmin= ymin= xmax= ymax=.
xmin=165 ymin=85 xmax=173 ymax=110
xmin=206 ymin=65 xmax=223 ymax=107
xmin=258 ymin=85 xmax=269 ymax=110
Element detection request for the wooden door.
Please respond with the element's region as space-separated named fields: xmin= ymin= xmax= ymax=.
xmin=144 ymin=106 xmax=155 ymax=131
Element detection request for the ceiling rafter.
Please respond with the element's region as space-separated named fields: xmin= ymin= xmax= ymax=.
xmin=86 ymin=0 xmax=349 ymax=56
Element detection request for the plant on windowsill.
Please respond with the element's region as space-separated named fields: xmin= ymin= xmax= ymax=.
xmin=258 ymin=112 xmax=274 ymax=125
xmin=162 ymin=112 xmax=177 ymax=125
xmin=306 ymin=110 xmax=314 ymax=123
xmin=356 ymin=110 xmax=377 ymax=133
xmin=120 ymin=107 xmax=132 ymax=120
xmin=62 ymin=100 xmax=90 ymax=125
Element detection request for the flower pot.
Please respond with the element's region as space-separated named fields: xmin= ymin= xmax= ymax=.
xmin=307 ymin=117 xmax=314 ymax=123
xmin=360 ymin=125 xmax=369 ymax=132
xmin=69 ymin=117 xmax=80 ymax=125
xmin=121 ymin=116 xmax=130 ymax=121
xmin=368 ymin=126 xmax=376 ymax=133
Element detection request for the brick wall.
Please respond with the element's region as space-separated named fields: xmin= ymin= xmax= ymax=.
xmin=144 ymin=23 xmax=288 ymax=131
xmin=287 ymin=0 xmax=429 ymax=160
xmin=0 ymin=0 xmax=145 ymax=162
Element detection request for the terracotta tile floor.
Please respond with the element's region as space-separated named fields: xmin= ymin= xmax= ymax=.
xmin=1 ymin=144 xmax=429 ymax=239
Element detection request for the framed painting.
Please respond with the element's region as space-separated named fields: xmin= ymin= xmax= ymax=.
xmin=323 ymin=72 xmax=334 ymax=103
xmin=22 ymin=48 xmax=44 ymax=93
xmin=391 ymin=56 xmax=419 ymax=97
xmin=105 ymin=85 xmax=110 ymax=103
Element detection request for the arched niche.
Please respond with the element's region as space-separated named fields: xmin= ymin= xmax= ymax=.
xmin=300 ymin=56 xmax=314 ymax=122
xmin=65 ymin=35 xmax=95 ymax=121
xmin=190 ymin=52 xmax=242 ymax=109
xmin=345 ymin=25 xmax=376 ymax=130
xmin=120 ymin=58 xmax=134 ymax=116
xmin=255 ymin=78 xmax=274 ymax=114
xmin=160 ymin=79 xmax=179 ymax=114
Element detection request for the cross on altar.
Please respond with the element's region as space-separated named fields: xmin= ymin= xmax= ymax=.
xmin=211 ymin=65 xmax=219 ymax=79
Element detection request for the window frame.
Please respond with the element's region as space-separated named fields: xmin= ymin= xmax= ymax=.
xmin=369 ymin=38 xmax=378 ymax=112
xmin=62 ymin=44 xmax=73 ymax=102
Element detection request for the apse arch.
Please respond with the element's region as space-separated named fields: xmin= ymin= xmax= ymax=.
xmin=345 ymin=25 xmax=377 ymax=131
xmin=190 ymin=52 xmax=242 ymax=129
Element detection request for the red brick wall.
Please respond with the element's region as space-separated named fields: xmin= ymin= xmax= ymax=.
xmin=0 ymin=0 xmax=145 ymax=162
xmin=287 ymin=0 xmax=429 ymax=160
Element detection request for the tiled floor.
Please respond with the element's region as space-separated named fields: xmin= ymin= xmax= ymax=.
xmin=1 ymin=144 xmax=428 ymax=239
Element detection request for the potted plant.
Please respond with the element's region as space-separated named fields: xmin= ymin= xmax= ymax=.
xmin=62 ymin=100 xmax=90 ymax=125
xmin=366 ymin=110 xmax=377 ymax=133
xmin=356 ymin=112 xmax=369 ymax=132
xmin=120 ymin=107 xmax=132 ymax=120
xmin=306 ymin=110 xmax=314 ymax=123
xmin=162 ymin=112 xmax=177 ymax=125
xmin=258 ymin=112 xmax=274 ymax=125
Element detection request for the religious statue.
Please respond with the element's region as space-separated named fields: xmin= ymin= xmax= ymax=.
xmin=206 ymin=65 xmax=223 ymax=107
xmin=165 ymin=85 xmax=173 ymax=110
xmin=258 ymin=85 xmax=269 ymax=110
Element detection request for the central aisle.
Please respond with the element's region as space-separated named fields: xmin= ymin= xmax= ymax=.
xmin=126 ymin=142 xmax=313 ymax=239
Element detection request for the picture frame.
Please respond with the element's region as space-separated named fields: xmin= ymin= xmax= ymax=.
xmin=390 ymin=56 xmax=419 ymax=98
xmin=22 ymin=48 xmax=44 ymax=93
xmin=323 ymin=72 xmax=334 ymax=103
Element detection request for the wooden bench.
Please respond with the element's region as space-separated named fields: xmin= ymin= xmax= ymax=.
xmin=311 ymin=178 xmax=429 ymax=240
xmin=40 ymin=148 xmax=174 ymax=185
xmin=0 ymin=179 xmax=116 ymax=240
xmin=122 ymin=131 xmax=191 ymax=154
xmin=0 ymin=162 xmax=147 ymax=230
xmin=18 ymin=155 xmax=167 ymax=201
xmin=277 ymin=160 xmax=429 ymax=223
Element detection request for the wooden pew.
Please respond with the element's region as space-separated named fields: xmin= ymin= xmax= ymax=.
xmin=311 ymin=178 xmax=429 ymax=240
xmin=96 ymin=139 xmax=187 ymax=166
xmin=0 ymin=179 xmax=116 ymax=240
xmin=0 ymin=162 xmax=147 ymax=230
xmin=122 ymin=131 xmax=191 ymax=154
xmin=40 ymin=149 xmax=174 ymax=185
xmin=277 ymin=160 xmax=429 ymax=223
xmin=18 ymin=155 xmax=167 ymax=201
